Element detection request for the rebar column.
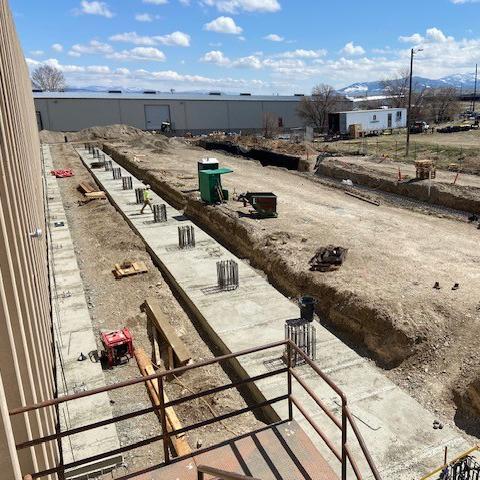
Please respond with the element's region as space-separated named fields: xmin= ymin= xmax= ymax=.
xmin=122 ymin=176 xmax=133 ymax=190
xmin=178 ymin=225 xmax=195 ymax=249
xmin=153 ymin=204 xmax=167 ymax=223
xmin=112 ymin=167 xmax=122 ymax=180
xmin=135 ymin=188 xmax=145 ymax=204
xmin=217 ymin=260 xmax=239 ymax=291
xmin=285 ymin=319 xmax=316 ymax=366
xmin=105 ymin=160 xmax=113 ymax=171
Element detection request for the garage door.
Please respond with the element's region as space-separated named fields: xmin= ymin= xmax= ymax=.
xmin=144 ymin=105 xmax=171 ymax=130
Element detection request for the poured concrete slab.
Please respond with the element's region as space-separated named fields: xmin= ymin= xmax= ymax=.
xmin=44 ymin=146 xmax=122 ymax=479
xmin=77 ymin=146 xmax=472 ymax=479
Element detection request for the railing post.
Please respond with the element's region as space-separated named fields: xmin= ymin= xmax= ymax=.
xmin=287 ymin=342 xmax=293 ymax=421
xmin=158 ymin=376 xmax=170 ymax=464
xmin=341 ymin=398 xmax=347 ymax=480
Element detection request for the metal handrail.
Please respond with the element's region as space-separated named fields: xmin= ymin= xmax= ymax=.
xmin=12 ymin=339 xmax=382 ymax=480
xmin=197 ymin=465 xmax=261 ymax=480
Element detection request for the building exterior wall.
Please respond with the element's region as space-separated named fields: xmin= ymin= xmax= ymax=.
xmin=342 ymin=108 xmax=407 ymax=133
xmin=0 ymin=1 xmax=58 ymax=478
xmin=33 ymin=95 xmax=309 ymax=134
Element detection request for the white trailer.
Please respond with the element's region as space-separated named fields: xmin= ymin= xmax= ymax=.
xmin=328 ymin=108 xmax=407 ymax=135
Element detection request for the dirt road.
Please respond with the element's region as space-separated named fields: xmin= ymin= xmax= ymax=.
xmin=104 ymin=138 xmax=480 ymax=431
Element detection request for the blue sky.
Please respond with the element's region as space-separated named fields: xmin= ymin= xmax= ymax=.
xmin=11 ymin=0 xmax=480 ymax=94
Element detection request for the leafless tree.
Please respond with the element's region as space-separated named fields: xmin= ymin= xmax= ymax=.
xmin=422 ymin=87 xmax=460 ymax=124
xmin=297 ymin=84 xmax=345 ymax=132
xmin=381 ymin=69 xmax=427 ymax=123
xmin=31 ymin=65 xmax=66 ymax=92
xmin=262 ymin=112 xmax=279 ymax=138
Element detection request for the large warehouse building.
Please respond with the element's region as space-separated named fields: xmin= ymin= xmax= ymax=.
xmin=34 ymin=91 xmax=353 ymax=134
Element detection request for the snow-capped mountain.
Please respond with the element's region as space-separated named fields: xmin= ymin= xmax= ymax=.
xmin=339 ymin=73 xmax=478 ymax=97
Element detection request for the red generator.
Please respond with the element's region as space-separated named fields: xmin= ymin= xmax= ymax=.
xmin=100 ymin=328 xmax=134 ymax=368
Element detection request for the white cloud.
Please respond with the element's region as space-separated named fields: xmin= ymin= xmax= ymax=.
xmin=69 ymin=40 xmax=114 ymax=56
xmin=108 ymin=47 xmax=166 ymax=62
xmin=450 ymin=0 xmax=480 ymax=3
xmin=202 ymin=0 xmax=280 ymax=13
xmin=78 ymin=1 xmax=114 ymax=18
xmin=201 ymin=50 xmax=230 ymax=65
xmin=52 ymin=43 xmax=63 ymax=52
xmin=86 ymin=65 xmax=111 ymax=74
xmin=399 ymin=33 xmax=424 ymax=44
xmin=204 ymin=16 xmax=242 ymax=35
xmin=110 ymin=31 xmax=191 ymax=47
xmin=278 ymin=49 xmax=327 ymax=59
xmin=264 ymin=33 xmax=284 ymax=42
xmin=135 ymin=13 xmax=155 ymax=22
xmin=179 ymin=0 xmax=190 ymax=4
xmin=110 ymin=32 xmax=157 ymax=46
xmin=143 ymin=0 xmax=168 ymax=4
xmin=342 ymin=41 xmax=365 ymax=55
xmin=156 ymin=31 xmax=191 ymax=47
xmin=426 ymin=27 xmax=449 ymax=43
xmin=232 ymin=55 xmax=262 ymax=69
xmin=30 ymin=50 xmax=45 ymax=56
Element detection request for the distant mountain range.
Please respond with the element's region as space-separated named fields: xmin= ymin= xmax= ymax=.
xmin=338 ymin=73 xmax=478 ymax=97
xmin=63 ymin=73 xmax=479 ymax=97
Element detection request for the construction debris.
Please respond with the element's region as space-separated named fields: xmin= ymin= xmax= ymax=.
xmin=238 ymin=192 xmax=278 ymax=218
xmin=309 ymin=245 xmax=348 ymax=272
xmin=51 ymin=168 xmax=74 ymax=178
xmin=112 ymin=260 xmax=148 ymax=279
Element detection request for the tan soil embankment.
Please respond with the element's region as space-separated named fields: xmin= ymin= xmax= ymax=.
xmin=317 ymin=158 xmax=480 ymax=214
xmin=103 ymin=142 xmax=416 ymax=368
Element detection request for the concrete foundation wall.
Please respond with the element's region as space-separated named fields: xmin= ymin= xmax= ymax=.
xmin=0 ymin=1 xmax=58 ymax=478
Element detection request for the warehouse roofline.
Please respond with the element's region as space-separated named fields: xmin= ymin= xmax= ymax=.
xmin=33 ymin=91 xmax=308 ymax=102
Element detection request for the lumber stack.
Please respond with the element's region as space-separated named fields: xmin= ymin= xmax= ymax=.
xmin=112 ymin=261 xmax=148 ymax=279
xmin=415 ymin=160 xmax=436 ymax=180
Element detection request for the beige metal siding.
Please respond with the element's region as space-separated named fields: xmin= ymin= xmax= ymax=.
xmin=0 ymin=1 xmax=58 ymax=478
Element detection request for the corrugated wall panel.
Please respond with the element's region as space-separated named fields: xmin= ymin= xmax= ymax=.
xmin=0 ymin=1 xmax=58 ymax=478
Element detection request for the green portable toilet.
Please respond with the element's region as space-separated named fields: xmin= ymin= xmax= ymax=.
xmin=197 ymin=158 xmax=219 ymax=188
xmin=199 ymin=168 xmax=233 ymax=204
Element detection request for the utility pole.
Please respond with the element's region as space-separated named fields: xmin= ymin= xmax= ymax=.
xmin=473 ymin=63 xmax=478 ymax=113
xmin=406 ymin=48 xmax=423 ymax=157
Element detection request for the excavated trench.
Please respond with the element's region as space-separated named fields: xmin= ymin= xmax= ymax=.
xmin=102 ymin=143 xmax=417 ymax=369
xmin=317 ymin=159 xmax=480 ymax=215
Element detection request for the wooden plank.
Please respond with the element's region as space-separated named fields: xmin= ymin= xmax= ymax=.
xmin=113 ymin=261 xmax=148 ymax=279
xmin=344 ymin=190 xmax=380 ymax=206
xmin=134 ymin=348 xmax=191 ymax=457
xmin=143 ymin=299 xmax=192 ymax=367
xmin=78 ymin=181 xmax=98 ymax=194
xmin=84 ymin=191 xmax=106 ymax=199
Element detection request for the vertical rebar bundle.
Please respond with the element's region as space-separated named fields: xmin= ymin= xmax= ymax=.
xmin=217 ymin=260 xmax=239 ymax=291
xmin=153 ymin=204 xmax=167 ymax=223
xmin=135 ymin=188 xmax=145 ymax=204
xmin=178 ymin=225 xmax=195 ymax=249
xmin=112 ymin=167 xmax=122 ymax=180
xmin=93 ymin=148 xmax=100 ymax=159
xmin=285 ymin=319 xmax=316 ymax=367
xmin=105 ymin=160 xmax=113 ymax=171
xmin=122 ymin=176 xmax=133 ymax=190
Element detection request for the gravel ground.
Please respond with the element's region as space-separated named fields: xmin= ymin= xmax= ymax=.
xmin=50 ymin=143 xmax=264 ymax=477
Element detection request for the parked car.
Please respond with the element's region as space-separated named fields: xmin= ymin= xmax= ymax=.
xmin=410 ymin=121 xmax=430 ymax=134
